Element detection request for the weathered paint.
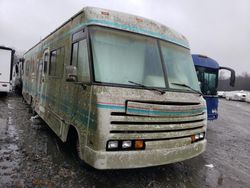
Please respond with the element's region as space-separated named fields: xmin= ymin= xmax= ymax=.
xmin=22 ymin=7 xmax=207 ymax=169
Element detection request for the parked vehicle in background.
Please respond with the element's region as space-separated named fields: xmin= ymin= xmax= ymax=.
xmin=245 ymin=92 xmax=250 ymax=103
xmin=0 ymin=46 xmax=15 ymax=93
xmin=22 ymin=7 xmax=207 ymax=169
xmin=225 ymin=90 xmax=246 ymax=101
xmin=234 ymin=91 xmax=246 ymax=101
xmin=217 ymin=91 xmax=225 ymax=98
xmin=192 ymin=55 xmax=235 ymax=120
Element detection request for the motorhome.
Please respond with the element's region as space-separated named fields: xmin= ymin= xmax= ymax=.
xmin=23 ymin=7 xmax=207 ymax=169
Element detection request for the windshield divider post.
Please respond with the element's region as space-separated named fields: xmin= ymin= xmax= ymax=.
xmin=87 ymin=27 xmax=95 ymax=84
xmin=157 ymin=40 xmax=169 ymax=89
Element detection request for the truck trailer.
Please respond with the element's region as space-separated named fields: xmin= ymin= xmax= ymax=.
xmin=0 ymin=46 xmax=15 ymax=93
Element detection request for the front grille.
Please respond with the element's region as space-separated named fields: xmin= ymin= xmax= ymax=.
xmin=109 ymin=100 xmax=206 ymax=140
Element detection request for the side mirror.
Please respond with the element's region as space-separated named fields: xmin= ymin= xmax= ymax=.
xmin=66 ymin=65 xmax=77 ymax=82
xmin=229 ymin=71 xmax=236 ymax=87
xmin=219 ymin=66 xmax=235 ymax=87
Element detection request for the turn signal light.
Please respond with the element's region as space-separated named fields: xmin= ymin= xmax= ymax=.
xmin=135 ymin=140 xmax=144 ymax=149
xmin=191 ymin=132 xmax=205 ymax=143
xmin=191 ymin=135 xmax=196 ymax=142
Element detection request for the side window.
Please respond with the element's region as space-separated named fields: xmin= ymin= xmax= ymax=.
xmin=44 ymin=53 xmax=48 ymax=74
xmin=71 ymin=29 xmax=89 ymax=82
xmin=31 ymin=59 xmax=35 ymax=74
xmin=49 ymin=47 xmax=64 ymax=77
xmin=78 ymin=40 xmax=89 ymax=82
xmin=71 ymin=43 xmax=78 ymax=67
xmin=49 ymin=50 xmax=57 ymax=76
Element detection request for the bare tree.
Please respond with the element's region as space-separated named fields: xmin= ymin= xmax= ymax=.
xmin=218 ymin=72 xmax=250 ymax=91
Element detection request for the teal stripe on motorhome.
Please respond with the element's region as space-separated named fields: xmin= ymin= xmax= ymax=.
xmin=85 ymin=19 xmax=189 ymax=48
xmin=127 ymin=108 xmax=205 ymax=116
xmin=22 ymin=84 xmax=97 ymax=129
xmin=96 ymin=104 xmax=125 ymax=111
xmin=97 ymin=103 xmax=205 ymax=116
xmin=42 ymin=18 xmax=189 ymax=50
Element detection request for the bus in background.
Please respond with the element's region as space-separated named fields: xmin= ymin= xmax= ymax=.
xmin=0 ymin=46 xmax=15 ymax=93
xmin=192 ymin=54 xmax=235 ymax=120
xmin=23 ymin=7 xmax=207 ymax=169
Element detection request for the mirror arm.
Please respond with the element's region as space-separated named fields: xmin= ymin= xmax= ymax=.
xmin=219 ymin=66 xmax=236 ymax=87
xmin=74 ymin=82 xmax=87 ymax=90
xmin=66 ymin=75 xmax=77 ymax=82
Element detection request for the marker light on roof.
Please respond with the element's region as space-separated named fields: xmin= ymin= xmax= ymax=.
xmin=101 ymin=11 xmax=109 ymax=16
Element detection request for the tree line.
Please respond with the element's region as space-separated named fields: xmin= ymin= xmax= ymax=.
xmin=218 ymin=72 xmax=250 ymax=91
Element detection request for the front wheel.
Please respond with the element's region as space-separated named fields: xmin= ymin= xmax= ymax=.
xmin=76 ymin=138 xmax=81 ymax=160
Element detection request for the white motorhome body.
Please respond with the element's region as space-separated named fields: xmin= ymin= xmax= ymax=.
xmin=0 ymin=46 xmax=14 ymax=93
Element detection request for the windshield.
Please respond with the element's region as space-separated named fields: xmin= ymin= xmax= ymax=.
xmin=89 ymin=26 xmax=199 ymax=92
xmin=196 ymin=67 xmax=218 ymax=95
xmin=90 ymin=26 xmax=166 ymax=88
xmin=159 ymin=41 xmax=200 ymax=91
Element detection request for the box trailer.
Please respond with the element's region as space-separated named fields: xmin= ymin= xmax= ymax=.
xmin=0 ymin=46 xmax=14 ymax=93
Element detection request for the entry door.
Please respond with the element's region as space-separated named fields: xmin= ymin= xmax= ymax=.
xmin=67 ymin=29 xmax=91 ymax=124
xmin=38 ymin=50 xmax=49 ymax=111
xmin=37 ymin=59 xmax=43 ymax=97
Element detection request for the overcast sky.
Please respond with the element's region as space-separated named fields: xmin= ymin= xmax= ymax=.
xmin=0 ymin=0 xmax=249 ymax=75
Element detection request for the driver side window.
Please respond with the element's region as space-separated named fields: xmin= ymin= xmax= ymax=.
xmin=71 ymin=29 xmax=90 ymax=82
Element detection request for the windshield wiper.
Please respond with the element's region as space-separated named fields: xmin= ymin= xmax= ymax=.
xmin=171 ymin=82 xmax=202 ymax=96
xmin=128 ymin=81 xmax=165 ymax=95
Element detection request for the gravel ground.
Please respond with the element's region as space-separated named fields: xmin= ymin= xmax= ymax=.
xmin=0 ymin=94 xmax=249 ymax=188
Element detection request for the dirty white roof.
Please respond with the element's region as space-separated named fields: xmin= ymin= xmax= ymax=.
xmin=25 ymin=7 xmax=190 ymax=54
xmin=83 ymin=7 xmax=189 ymax=48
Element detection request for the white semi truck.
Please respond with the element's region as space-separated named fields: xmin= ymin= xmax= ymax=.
xmin=0 ymin=46 xmax=14 ymax=93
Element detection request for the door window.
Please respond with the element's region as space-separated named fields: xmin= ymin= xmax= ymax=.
xmin=71 ymin=29 xmax=90 ymax=82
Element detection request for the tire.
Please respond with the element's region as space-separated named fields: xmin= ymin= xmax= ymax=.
xmin=76 ymin=138 xmax=81 ymax=160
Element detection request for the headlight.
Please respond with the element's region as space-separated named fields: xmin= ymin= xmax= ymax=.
xmin=106 ymin=140 xmax=145 ymax=151
xmin=191 ymin=132 xmax=205 ymax=143
xmin=122 ymin=141 xmax=132 ymax=149
xmin=107 ymin=141 xmax=118 ymax=149
xmin=199 ymin=132 xmax=204 ymax=139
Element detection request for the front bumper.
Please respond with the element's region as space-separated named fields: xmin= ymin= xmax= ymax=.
xmin=83 ymin=139 xmax=207 ymax=169
xmin=208 ymin=113 xmax=218 ymax=120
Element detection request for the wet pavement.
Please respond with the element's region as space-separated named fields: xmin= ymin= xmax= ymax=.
xmin=0 ymin=94 xmax=249 ymax=188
